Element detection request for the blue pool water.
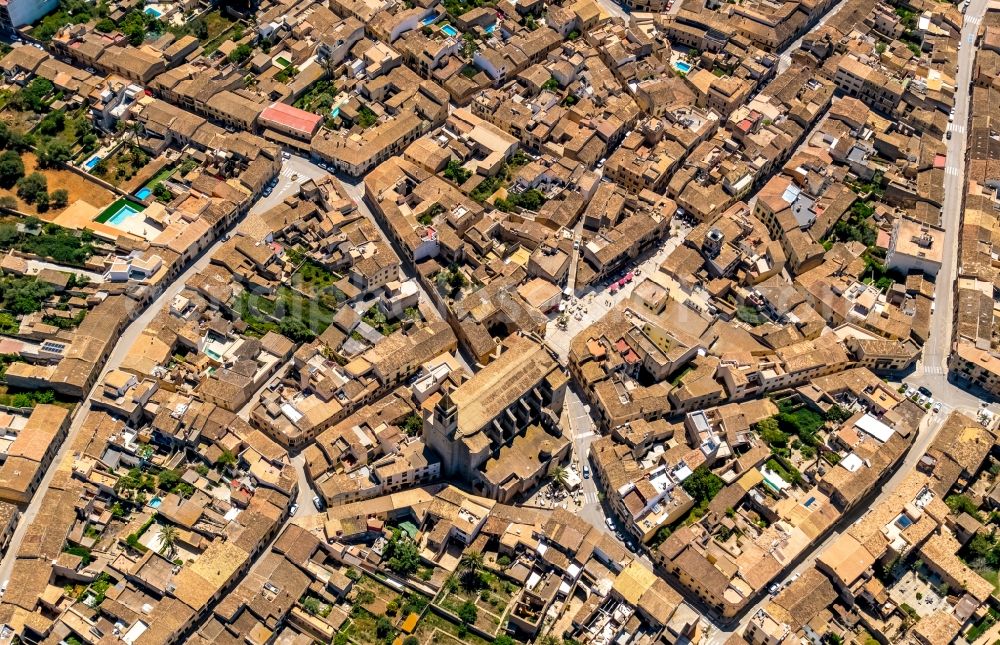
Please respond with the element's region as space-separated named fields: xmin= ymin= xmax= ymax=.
xmin=135 ymin=187 xmax=152 ymax=200
xmin=421 ymin=14 xmax=437 ymax=25
xmin=674 ymin=60 xmax=692 ymax=73
xmin=441 ymin=24 xmax=458 ymax=37
xmin=897 ymin=515 xmax=913 ymax=528
xmin=144 ymin=6 xmax=162 ymax=17
xmin=804 ymin=496 xmax=815 ymax=507
xmin=331 ymin=106 xmax=340 ymax=118
xmin=485 ymin=23 xmax=496 ymax=33
xmin=108 ymin=203 xmax=142 ymax=225
xmin=85 ymin=156 xmax=102 ymax=169
xmin=149 ymin=496 xmax=162 ymax=508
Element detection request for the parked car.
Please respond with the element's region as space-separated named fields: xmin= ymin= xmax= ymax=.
xmin=289 ymin=503 xmax=298 ymax=516
xmin=933 ymin=403 xmax=942 ymax=413
xmin=582 ymin=465 xmax=590 ymax=479
xmin=312 ymin=496 xmax=324 ymax=511
xmin=918 ymin=386 xmax=932 ymax=397
xmin=606 ymin=517 xmax=615 ymax=530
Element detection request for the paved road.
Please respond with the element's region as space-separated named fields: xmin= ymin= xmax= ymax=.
xmin=0 ymin=178 xmax=277 ymax=584
xmin=777 ymin=0 xmax=850 ymax=74
xmin=706 ymin=3 xmax=989 ymax=641
xmin=250 ymin=155 xmax=326 ymax=216
xmin=334 ymin=169 xmax=477 ymax=372
xmin=592 ymin=0 xmax=629 ymax=21
xmin=546 ymin=221 xmax=690 ymax=363
xmin=904 ymin=0 xmax=988 ymax=413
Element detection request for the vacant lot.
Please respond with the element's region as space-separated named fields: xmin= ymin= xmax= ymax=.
xmin=0 ymin=153 xmax=115 ymax=217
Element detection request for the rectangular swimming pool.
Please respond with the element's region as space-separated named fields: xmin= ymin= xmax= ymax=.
xmin=674 ymin=60 xmax=692 ymax=73
xmin=135 ymin=187 xmax=152 ymax=200
xmin=108 ymin=203 xmax=142 ymax=225
xmin=96 ymin=197 xmax=146 ymax=225
xmin=421 ymin=14 xmax=438 ymax=25
xmin=84 ymin=155 xmax=102 ymax=169
xmin=144 ymin=6 xmax=161 ymax=17
xmin=441 ymin=24 xmax=458 ymax=37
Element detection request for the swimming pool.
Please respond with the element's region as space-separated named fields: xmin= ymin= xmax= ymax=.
xmin=149 ymin=496 xmax=162 ymax=509
xmin=485 ymin=23 xmax=497 ymax=33
xmin=331 ymin=106 xmax=340 ymax=118
xmin=674 ymin=60 xmax=692 ymax=74
xmin=144 ymin=6 xmax=161 ymax=17
xmin=441 ymin=23 xmax=458 ymax=37
xmin=275 ymin=56 xmax=291 ymax=68
xmin=84 ymin=155 xmax=102 ymax=170
xmin=108 ymin=203 xmax=141 ymax=225
xmin=421 ymin=14 xmax=438 ymax=25
xmin=135 ymin=187 xmax=152 ymax=200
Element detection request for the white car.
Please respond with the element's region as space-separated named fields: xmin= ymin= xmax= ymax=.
xmin=289 ymin=503 xmax=298 ymax=516
xmin=933 ymin=403 xmax=942 ymax=413
xmin=606 ymin=517 xmax=615 ymax=530
xmin=312 ymin=496 xmax=324 ymax=511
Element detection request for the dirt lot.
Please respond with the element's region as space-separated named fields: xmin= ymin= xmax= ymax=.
xmin=1 ymin=152 xmax=116 ymax=218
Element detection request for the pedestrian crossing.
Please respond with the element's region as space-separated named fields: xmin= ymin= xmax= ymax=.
xmin=580 ymin=491 xmax=600 ymax=505
xmin=945 ymin=166 xmax=961 ymax=177
xmin=924 ymin=365 xmax=947 ymax=375
xmin=967 ymin=15 xmax=982 ymax=26
xmin=950 ymin=123 xmax=965 ymax=134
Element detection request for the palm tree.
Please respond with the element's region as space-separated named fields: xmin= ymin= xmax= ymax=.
xmin=459 ymin=550 xmax=484 ymax=589
xmin=159 ymin=524 xmax=178 ymax=557
xmin=551 ymin=466 xmax=568 ymax=491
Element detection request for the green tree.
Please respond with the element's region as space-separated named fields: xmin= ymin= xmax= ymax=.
xmin=356 ymin=105 xmax=378 ymax=128
xmin=385 ymin=531 xmax=421 ymax=576
xmin=50 ymin=189 xmax=69 ymax=208
xmin=401 ymin=412 xmax=423 ymax=436
xmin=302 ymin=596 xmax=323 ymax=615
xmin=458 ymin=600 xmax=478 ymax=625
xmin=756 ymin=417 xmax=789 ymax=448
xmin=17 ymin=173 xmax=48 ymax=204
xmin=0 ymin=150 xmax=25 ymax=188
xmin=443 ymin=159 xmax=471 ymax=184
xmin=551 ymin=465 xmax=569 ymax=491
xmin=215 ymin=449 xmax=237 ymax=469
xmin=37 ymin=139 xmax=72 ymax=168
xmin=95 ymin=18 xmax=115 ymax=32
xmin=228 ymin=43 xmax=253 ymax=64
xmin=279 ymin=316 xmax=315 ymax=343
xmin=681 ymin=466 xmax=723 ymax=504
xmin=153 ymin=184 xmax=171 ymax=201
xmin=375 ymin=615 xmax=393 ymax=639
xmin=459 ymin=550 xmax=484 ymax=589
xmin=158 ymin=524 xmax=178 ymax=557
xmin=157 ymin=469 xmax=181 ymax=491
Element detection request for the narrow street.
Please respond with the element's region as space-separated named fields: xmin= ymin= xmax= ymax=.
xmin=777 ymin=0 xmax=851 ymax=74
xmin=904 ymin=0 xmax=987 ymax=412
xmin=706 ymin=0 xmax=990 ymax=640
xmin=0 ymin=170 xmax=283 ymax=584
